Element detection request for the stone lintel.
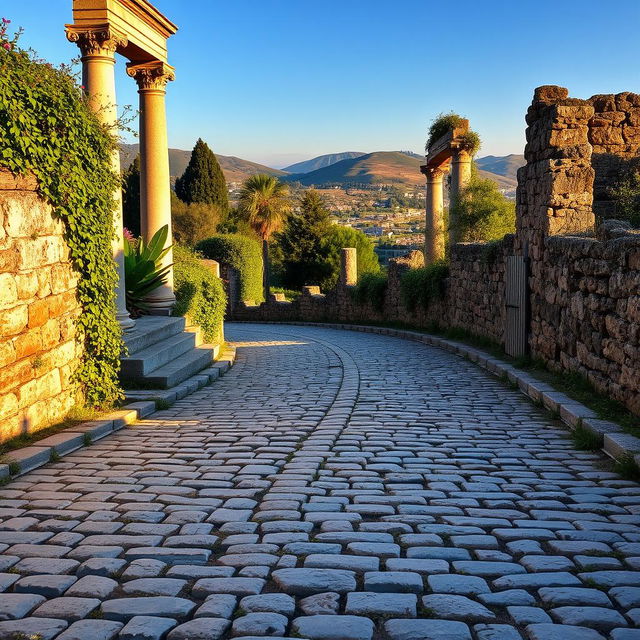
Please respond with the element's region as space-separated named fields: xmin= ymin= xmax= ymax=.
xmin=69 ymin=0 xmax=177 ymax=63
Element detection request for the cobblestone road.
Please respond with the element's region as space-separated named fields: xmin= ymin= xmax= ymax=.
xmin=1 ymin=323 xmax=640 ymax=640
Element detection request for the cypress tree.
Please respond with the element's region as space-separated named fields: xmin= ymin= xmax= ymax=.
xmin=122 ymin=154 xmax=141 ymax=237
xmin=175 ymin=138 xmax=229 ymax=212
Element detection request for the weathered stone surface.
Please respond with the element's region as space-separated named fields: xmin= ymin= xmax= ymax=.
xmin=119 ymin=615 xmax=177 ymax=640
xmin=0 ymin=617 xmax=68 ymax=640
xmin=345 ymin=592 xmax=417 ymax=617
xmin=385 ymin=618 xmax=472 ymax=640
xmin=167 ymin=618 xmax=230 ymax=640
xmin=291 ymin=615 xmax=374 ymax=640
xmin=299 ymin=592 xmax=340 ymax=615
xmin=422 ymin=594 xmax=495 ymax=623
xmin=0 ymin=593 xmax=45 ymax=620
xmin=102 ymin=597 xmax=196 ymax=621
xmin=272 ymin=568 xmax=356 ymax=595
xmin=525 ymin=623 xmax=606 ymax=640
xmin=232 ymin=612 xmax=288 ymax=637
xmin=56 ymin=619 xmax=123 ymax=640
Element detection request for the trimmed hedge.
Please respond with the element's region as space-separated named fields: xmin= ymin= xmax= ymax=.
xmin=400 ymin=260 xmax=449 ymax=312
xmin=352 ymin=272 xmax=388 ymax=312
xmin=196 ymin=234 xmax=264 ymax=303
xmin=173 ymin=245 xmax=226 ymax=343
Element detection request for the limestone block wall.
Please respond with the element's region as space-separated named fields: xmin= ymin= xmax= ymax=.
xmin=0 ymin=170 xmax=81 ymax=441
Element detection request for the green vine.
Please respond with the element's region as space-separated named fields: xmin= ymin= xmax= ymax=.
xmin=351 ymin=272 xmax=388 ymax=312
xmin=400 ymin=260 xmax=449 ymax=312
xmin=0 ymin=42 xmax=124 ymax=406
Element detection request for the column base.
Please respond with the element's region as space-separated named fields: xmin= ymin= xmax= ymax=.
xmin=143 ymin=293 xmax=176 ymax=316
xmin=117 ymin=311 xmax=136 ymax=332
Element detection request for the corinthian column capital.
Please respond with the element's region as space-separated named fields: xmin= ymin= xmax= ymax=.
xmin=65 ymin=24 xmax=127 ymax=57
xmin=127 ymin=61 xmax=176 ymax=92
xmin=421 ymin=164 xmax=448 ymax=182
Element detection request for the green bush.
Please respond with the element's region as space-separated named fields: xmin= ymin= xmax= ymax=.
xmin=0 ymin=37 xmax=123 ymax=406
xmin=173 ymin=245 xmax=226 ymax=343
xmin=400 ymin=261 xmax=449 ymax=312
xmin=171 ymin=191 xmax=222 ymax=247
xmin=352 ymin=272 xmax=388 ymax=312
xmin=608 ymin=165 xmax=640 ymax=227
xmin=196 ymin=234 xmax=264 ymax=303
xmin=451 ymin=174 xmax=516 ymax=242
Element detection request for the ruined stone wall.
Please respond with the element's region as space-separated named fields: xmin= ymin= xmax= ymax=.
xmin=231 ymin=238 xmax=510 ymax=346
xmin=0 ymin=170 xmax=81 ymax=441
xmin=532 ymin=222 xmax=640 ymax=414
xmin=231 ymin=85 xmax=640 ymax=416
xmin=588 ymin=92 xmax=640 ymax=220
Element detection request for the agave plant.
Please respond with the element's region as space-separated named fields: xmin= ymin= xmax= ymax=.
xmin=124 ymin=225 xmax=172 ymax=316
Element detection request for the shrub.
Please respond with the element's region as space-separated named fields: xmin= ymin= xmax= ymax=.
xmin=196 ymin=234 xmax=264 ymax=303
xmin=171 ymin=192 xmax=222 ymax=247
xmin=400 ymin=260 xmax=449 ymax=312
xmin=0 ymin=33 xmax=123 ymax=406
xmin=451 ymin=174 xmax=516 ymax=242
xmin=172 ymin=245 xmax=226 ymax=343
xmin=352 ymin=272 xmax=388 ymax=312
xmin=608 ymin=165 xmax=640 ymax=228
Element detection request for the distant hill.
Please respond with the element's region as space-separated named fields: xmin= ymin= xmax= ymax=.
xmin=283 ymin=152 xmax=366 ymax=174
xmin=476 ymin=154 xmax=525 ymax=182
xmin=119 ymin=144 xmax=286 ymax=184
xmin=283 ymin=151 xmax=425 ymax=187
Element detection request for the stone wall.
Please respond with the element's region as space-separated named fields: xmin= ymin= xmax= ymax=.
xmin=232 ymin=237 xmax=511 ymax=345
xmin=588 ymin=92 xmax=640 ymax=220
xmin=0 ymin=170 xmax=81 ymax=441
xmin=229 ymin=85 xmax=640 ymax=417
xmin=532 ymin=222 xmax=640 ymax=414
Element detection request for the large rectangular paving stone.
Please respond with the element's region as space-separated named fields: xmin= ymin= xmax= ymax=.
xmin=102 ymin=597 xmax=196 ymax=621
xmin=272 ymin=569 xmax=356 ymax=595
xmin=385 ymin=619 xmax=472 ymax=640
xmin=292 ymin=615 xmax=374 ymax=640
xmin=345 ymin=592 xmax=417 ymax=617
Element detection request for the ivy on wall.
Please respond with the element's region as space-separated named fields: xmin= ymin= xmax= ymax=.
xmin=0 ymin=45 xmax=124 ymax=406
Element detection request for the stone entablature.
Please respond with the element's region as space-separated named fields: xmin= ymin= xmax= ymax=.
xmin=0 ymin=170 xmax=82 ymax=439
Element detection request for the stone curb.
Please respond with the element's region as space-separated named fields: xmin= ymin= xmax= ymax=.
xmin=0 ymin=346 xmax=237 ymax=481
xmin=251 ymin=320 xmax=640 ymax=464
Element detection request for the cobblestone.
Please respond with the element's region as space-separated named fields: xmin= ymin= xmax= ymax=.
xmin=2 ymin=323 xmax=640 ymax=639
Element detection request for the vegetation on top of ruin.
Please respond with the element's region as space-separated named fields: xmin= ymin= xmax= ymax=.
xmin=400 ymin=260 xmax=449 ymax=312
xmin=0 ymin=29 xmax=124 ymax=406
xmin=426 ymin=113 xmax=481 ymax=155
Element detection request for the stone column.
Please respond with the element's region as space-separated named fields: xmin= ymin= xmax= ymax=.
xmin=340 ymin=248 xmax=357 ymax=286
xmin=422 ymin=166 xmax=446 ymax=263
xmin=127 ymin=61 xmax=176 ymax=314
xmin=449 ymin=148 xmax=472 ymax=245
xmin=65 ymin=26 xmax=135 ymax=331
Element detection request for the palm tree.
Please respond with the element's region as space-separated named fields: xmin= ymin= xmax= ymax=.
xmin=238 ymin=174 xmax=291 ymax=299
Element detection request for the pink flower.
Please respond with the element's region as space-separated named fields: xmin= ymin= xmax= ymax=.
xmin=2 ymin=42 xmax=10 ymax=50
xmin=2 ymin=18 xmax=10 ymax=24
xmin=123 ymin=228 xmax=135 ymax=241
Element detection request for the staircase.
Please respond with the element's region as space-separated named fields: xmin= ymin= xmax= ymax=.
xmin=121 ymin=316 xmax=220 ymax=389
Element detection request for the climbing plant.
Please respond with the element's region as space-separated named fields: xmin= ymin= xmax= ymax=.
xmin=400 ymin=260 xmax=449 ymax=312
xmin=0 ymin=36 xmax=124 ymax=406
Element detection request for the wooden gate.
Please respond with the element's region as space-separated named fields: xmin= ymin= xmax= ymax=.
xmin=505 ymin=255 xmax=529 ymax=357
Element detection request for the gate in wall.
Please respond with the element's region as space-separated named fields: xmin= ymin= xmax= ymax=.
xmin=505 ymin=255 xmax=529 ymax=357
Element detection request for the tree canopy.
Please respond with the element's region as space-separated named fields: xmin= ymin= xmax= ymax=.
xmin=275 ymin=189 xmax=333 ymax=289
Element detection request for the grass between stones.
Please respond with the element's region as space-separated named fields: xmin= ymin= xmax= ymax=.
xmin=614 ymin=454 xmax=640 ymax=482
xmin=571 ymin=425 xmax=603 ymax=451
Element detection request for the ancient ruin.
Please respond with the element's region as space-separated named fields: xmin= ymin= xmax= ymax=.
xmin=420 ymin=119 xmax=473 ymax=262
xmin=66 ymin=0 xmax=178 ymax=324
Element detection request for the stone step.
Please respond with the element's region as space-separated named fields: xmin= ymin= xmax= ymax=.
xmin=120 ymin=331 xmax=200 ymax=379
xmin=123 ymin=316 xmax=186 ymax=355
xmin=143 ymin=345 xmax=217 ymax=389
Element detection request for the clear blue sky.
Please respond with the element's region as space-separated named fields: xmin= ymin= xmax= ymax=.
xmin=9 ymin=1 xmax=640 ymax=168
